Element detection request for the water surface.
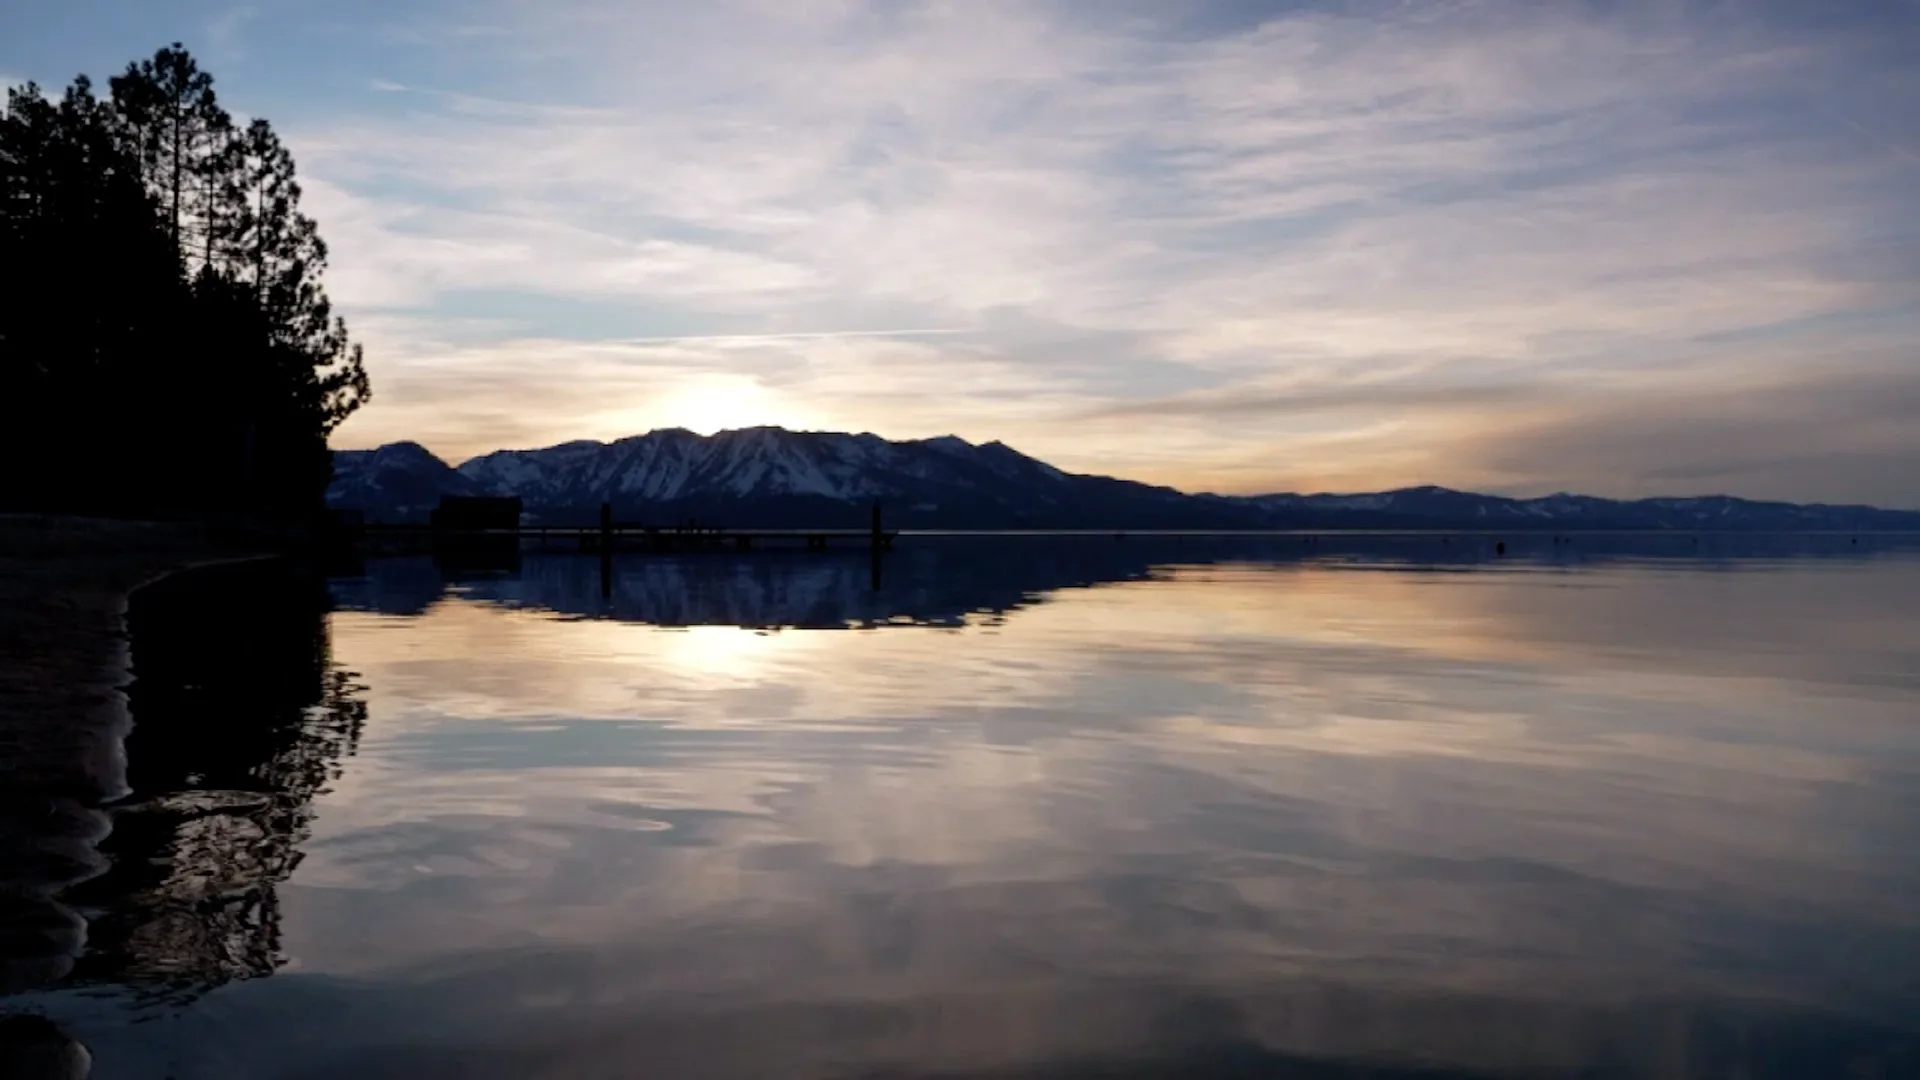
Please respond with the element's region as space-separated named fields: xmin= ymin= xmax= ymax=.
xmin=9 ymin=536 xmax=1920 ymax=1078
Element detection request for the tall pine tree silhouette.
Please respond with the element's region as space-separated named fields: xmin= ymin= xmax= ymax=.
xmin=0 ymin=43 xmax=369 ymax=519
xmin=108 ymin=46 xmax=232 ymax=274
xmin=0 ymin=76 xmax=183 ymax=510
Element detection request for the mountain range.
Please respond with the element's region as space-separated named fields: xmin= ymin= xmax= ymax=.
xmin=327 ymin=426 xmax=1920 ymax=532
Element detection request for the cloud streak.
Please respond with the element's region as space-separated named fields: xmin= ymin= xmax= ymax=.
xmin=609 ymin=328 xmax=975 ymax=346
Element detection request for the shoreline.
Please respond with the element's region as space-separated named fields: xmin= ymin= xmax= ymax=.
xmin=0 ymin=516 xmax=265 ymax=997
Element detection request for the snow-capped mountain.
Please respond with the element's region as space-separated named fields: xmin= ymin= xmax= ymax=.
xmin=456 ymin=427 xmax=1075 ymax=508
xmin=327 ymin=427 xmax=1920 ymax=531
xmin=327 ymin=441 xmax=492 ymax=521
xmin=441 ymin=427 xmax=1209 ymax=528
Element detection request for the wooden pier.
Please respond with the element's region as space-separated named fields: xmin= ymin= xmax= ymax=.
xmin=352 ymin=500 xmax=898 ymax=556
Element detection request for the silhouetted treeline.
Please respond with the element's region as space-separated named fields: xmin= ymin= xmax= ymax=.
xmin=0 ymin=44 xmax=369 ymax=519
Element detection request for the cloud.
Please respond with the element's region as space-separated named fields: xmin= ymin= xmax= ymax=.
xmin=203 ymin=4 xmax=259 ymax=64
xmin=1456 ymin=362 xmax=1920 ymax=507
xmin=607 ymin=328 xmax=971 ymax=345
xmin=291 ymin=0 xmax=1920 ymax=502
xmin=332 ymin=318 xmax=1093 ymax=460
xmin=1080 ymin=380 xmax=1558 ymax=422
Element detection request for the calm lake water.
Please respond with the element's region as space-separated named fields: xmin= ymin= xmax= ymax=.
xmin=6 ymin=535 xmax=1920 ymax=1078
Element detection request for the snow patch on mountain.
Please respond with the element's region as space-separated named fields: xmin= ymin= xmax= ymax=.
xmin=445 ymin=426 xmax=1083 ymax=512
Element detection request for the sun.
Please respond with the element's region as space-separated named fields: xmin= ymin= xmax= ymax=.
xmin=647 ymin=377 xmax=798 ymax=436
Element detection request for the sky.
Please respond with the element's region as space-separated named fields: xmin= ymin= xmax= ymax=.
xmin=6 ymin=0 xmax=1920 ymax=504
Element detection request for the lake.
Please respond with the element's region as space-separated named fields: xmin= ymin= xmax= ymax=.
xmin=6 ymin=534 xmax=1920 ymax=1078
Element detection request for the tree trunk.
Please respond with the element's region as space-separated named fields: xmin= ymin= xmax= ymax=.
xmin=170 ymin=99 xmax=181 ymax=249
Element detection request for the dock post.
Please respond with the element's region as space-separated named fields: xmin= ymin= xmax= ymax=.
xmin=871 ymin=499 xmax=882 ymax=550
xmin=599 ymin=502 xmax=613 ymax=598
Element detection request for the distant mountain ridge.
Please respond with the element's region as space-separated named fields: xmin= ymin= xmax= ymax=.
xmin=327 ymin=426 xmax=1920 ymax=531
xmin=325 ymin=440 xmax=493 ymax=522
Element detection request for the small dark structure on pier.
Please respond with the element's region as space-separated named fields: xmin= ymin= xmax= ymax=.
xmin=430 ymin=495 xmax=522 ymax=531
xmin=424 ymin=495 xmax=525 ymax=574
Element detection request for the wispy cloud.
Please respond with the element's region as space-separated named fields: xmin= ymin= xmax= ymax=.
xmin=1837 ymin=115 xmax=1920 ymax=166
xmin=228 ymin=0 xmax=1920 ymax=503
xmin=610 ymin=328 xmax=974 ymax=346
xmin=203 ymin=4 xmax=259 ymax=64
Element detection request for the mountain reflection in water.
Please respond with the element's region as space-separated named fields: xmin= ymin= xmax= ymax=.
xmin=333 ymin=530 xmax=1913 ymax=628
xmin=5 ymin=534 xmax=1920 ymax=1079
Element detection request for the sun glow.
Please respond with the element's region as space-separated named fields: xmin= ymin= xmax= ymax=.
xmin=638 ymin=377 xmax=811 ymax=436
xmin=648 ymin=624 xmax=829 ymax=681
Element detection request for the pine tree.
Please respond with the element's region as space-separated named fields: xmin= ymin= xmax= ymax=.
xmin=109 ymin=44 xmax=235 ymax=277
xmin=229 ymin=116 xmax=370 ymax=436
xmin=0 ymin=77 xmax=182 ymax=510
xmin=2 ymin=44 xmax=370 ymax=519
